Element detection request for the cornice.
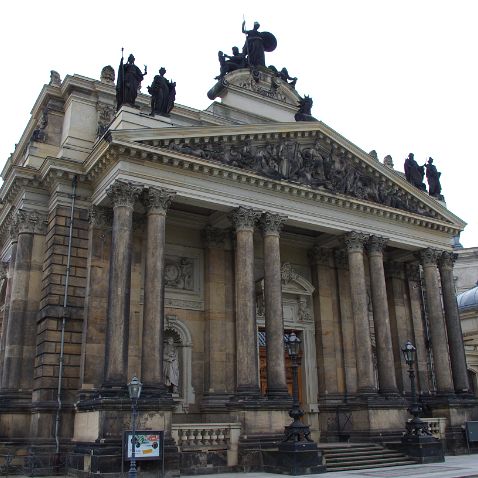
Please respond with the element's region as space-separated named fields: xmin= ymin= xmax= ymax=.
xmin=85 ymin=138 xmax=462 ymax=237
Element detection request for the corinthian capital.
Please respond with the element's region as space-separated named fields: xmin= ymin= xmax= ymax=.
xmin=438 ymin=251 xmax=457 ymax=271
xmin=309 ymin=246 xmax=332 ymax=266
xmin=344 ymin=231 xmax=369 ymax=253
xmin=259 ymin=212 xmax=286 ymax=235
xmin=143 ymin=187 xmax=176 ymax=213
xmin=202 ymin=225 xmax=226 ymax=248
xmin=106 ymin=180 xmax=141 ymax=208
xmin=405 ymin=262 xmax=421 ymax=282
xmin=418 ymin=248 xmax=441 ymax=267
xmin=16 ymin=210 xmax=47 ymax=234
xmin=231 ymin=207 xmax=261 ymax=231
xmin=367 ymin=235 xmax=388 ymax=254
xmin=89 ymin=205 xmax=113 ymax=228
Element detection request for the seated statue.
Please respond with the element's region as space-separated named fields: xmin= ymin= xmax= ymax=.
xmin=295 ymin=95 xmax=317 ymax=122
xmin=216 ymin=47 xmax=247 ymax=79
xmin=268 ymin=65 xmax=297 ymax=88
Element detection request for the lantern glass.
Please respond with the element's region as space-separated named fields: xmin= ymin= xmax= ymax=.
xmin=128 ymin=376 xmax=143 ymax=400
xmin=401 ymin=340 xmax=416 ymax=367
xmin=286 ymin=332 xmax=301 ymax=358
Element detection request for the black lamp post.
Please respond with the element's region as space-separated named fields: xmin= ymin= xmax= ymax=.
xmin=401 ymin=340 xmax=431 ymax=437
xmin=283 ymin=332 xmax=312 ymax=443
xmin=127 ymin=376 xmax=143 ymax=478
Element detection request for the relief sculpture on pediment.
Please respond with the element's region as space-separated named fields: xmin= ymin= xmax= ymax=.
xmin=167 ymin=136 xmax=433 ymax=217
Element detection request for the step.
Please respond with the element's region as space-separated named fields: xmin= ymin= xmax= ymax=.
xmin=326 ymin=457 xmax=413 ymax=467
xmin=329 ymin=460 xmax=418 ymax=472
xmin=326 ymin=453 xmax=407 ymax=463
xmin=325 ymin=450 xmax=402 ymax=458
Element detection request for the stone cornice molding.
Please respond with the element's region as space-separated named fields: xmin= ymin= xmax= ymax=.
xmin=231 ymin=207 xmax=261 ymax=231
xmin=367 ymin=235 xmax=389 ymax=254
xmin=15 ymin=210 xmax=47 ymax=235
xmin=344 ymin=231 xmax=369 ymax=253
xmin=419 ymin=248 xmax=442 ymax=267
xmin=309 ymin=246 xmax=333 ymax=266
xmin=438 ymin=251 xmax=457 ymax=271
xmin=202 ymin=225 xmax=226 ymax=249
xmin=142 ymin=187 xmax=176 ymax=214
xmin=106 ymin=180 xmax=141 ymax=208
xmin=89 ymin=205 xmax=113 ymax=228
xmin=259 ymin=212 xmax=286 ymax=235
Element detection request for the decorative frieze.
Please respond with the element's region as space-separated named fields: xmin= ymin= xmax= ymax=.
xmin=201 ymin=225 xmax=226 ymax=248
xmin=89 ymin=205 xmax=113 ymax=228
xmin=344 ymin=231 xmax=369 ymax=253
xmin=259 ymin=212 xmax=286 ymax=235
xmin=165 ymin=257 xmax=194 ymax=291
xmin=143 ymin=187 xmax=176 ymax=214
xmin=231 ymin=206 xmax=261 ymax=231
xmin=106 ymin=181 xmax=141 ymax=208
xmin=281 ymin=262 xmax=299 ymax=285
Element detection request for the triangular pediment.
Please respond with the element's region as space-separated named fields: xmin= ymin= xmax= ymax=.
xmin=104 ymin=121 xmax=464 ymax=231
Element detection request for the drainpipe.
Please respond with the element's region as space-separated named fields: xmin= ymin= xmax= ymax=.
xmin=55 ymin=176 xmax=77 ymax=454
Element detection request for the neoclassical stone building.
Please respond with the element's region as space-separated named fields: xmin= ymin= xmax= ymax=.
xmin=0 ymin=64 xmax=475 ymax=472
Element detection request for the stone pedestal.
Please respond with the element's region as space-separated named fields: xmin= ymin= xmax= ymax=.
xmin=264 ymin=442 xmax=326 ymax=475
xmin=401 ymin=434 xmax=444 ymax=463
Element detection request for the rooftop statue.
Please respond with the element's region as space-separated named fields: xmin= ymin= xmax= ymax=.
xmin=215 ymin=47 xmax=247 ymax=79
xmin=404 ymin=153 xmax=426 ymax=191
xmin=268 ymin=65 xmax=297 ymax=88
xmin=295 ymin=96 xmax=317 ymax=122
xmin=241 ymin=20 xmax=277 ymax=69
xmin=425 ymin=157 xmax=443 ymax=199
xmin=116 ymin=52 xmax=147 ymax=110
xmin=148 ymin=67 xmax=176 ymax=116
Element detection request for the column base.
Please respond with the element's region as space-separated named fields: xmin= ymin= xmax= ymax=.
xmin=200 ymin=392 xmax=233 ymax=412
xmin=267 ymin=386 xmax=292 ymax=402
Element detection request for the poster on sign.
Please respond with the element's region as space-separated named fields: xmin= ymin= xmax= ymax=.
xmin=124 ymin=430 xmax=163 ymax=461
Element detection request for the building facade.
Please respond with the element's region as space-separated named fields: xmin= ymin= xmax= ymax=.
xmin=0 ymin=63 xmax=475 ymax=473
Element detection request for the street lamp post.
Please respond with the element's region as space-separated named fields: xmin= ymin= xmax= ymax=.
xmin=401 ymin=340 xmax=432 ymax=437
xmin=400 ymin=341 xmax=444 ymax=463
xmin=127 ymin=376 xmax=143 ymax=478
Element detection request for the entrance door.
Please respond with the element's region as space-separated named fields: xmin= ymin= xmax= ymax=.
xmin=258 ymin=329 xmax=303 ymax=402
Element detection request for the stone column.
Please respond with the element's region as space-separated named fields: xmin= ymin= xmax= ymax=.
xmin=367 ymin=236 xmax=399 ymax=394
xmin=439 ymin=251 xmax=470 ymax=393
xmin=344 ymin=231 xmax=376 ymax=394
xmin=202 ymin=226 xmax=230 ymax=407
xmin=0 ymin=226 xmax=17 ymax=383
xmin=140 ymin=187 xmax=175 ymax=394
xmin=1 ymin=211 xmax=43 ymax=391
xmin=231 ymin=207 xmax=261 ymax=398
xmin=420 ymin=248 xmax=454 ymax=394
xmin=334 ymin=250 xmax=358 ymax=396
xmin=260 ymin=212 xmax=289 ymax=400
xmin=103 ymin=181 xmax=141 ymax=387
xmin=405 ymin=262 xmax=431 ymax=394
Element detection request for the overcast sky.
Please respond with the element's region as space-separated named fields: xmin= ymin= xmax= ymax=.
xmin=1 ymin=0 xmax=477 ymax=246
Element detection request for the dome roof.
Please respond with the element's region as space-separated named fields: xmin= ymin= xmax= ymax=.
xmin=457 ymin=283 xmax=478 ymax=311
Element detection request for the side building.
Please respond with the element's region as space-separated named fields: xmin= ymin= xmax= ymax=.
xmin=0 ymin=63 xmax=475 ymax=473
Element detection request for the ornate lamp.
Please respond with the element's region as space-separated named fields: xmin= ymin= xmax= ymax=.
xmin=286 ymin=331 xmax=301 ymax=359
xmin=401 ymin=340 xmax=416 ymax=368
xmin=127 ymin=376 xmax=142 ymax=478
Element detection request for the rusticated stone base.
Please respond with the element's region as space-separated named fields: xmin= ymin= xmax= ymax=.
xmin=400 ymin=434 xmax=444 ymax=463
xmin=263 ymin=442 xmax=326 ymax=475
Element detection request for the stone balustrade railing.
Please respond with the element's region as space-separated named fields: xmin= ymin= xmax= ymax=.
xmin=421 ymin=417 xmax=447 ymax=439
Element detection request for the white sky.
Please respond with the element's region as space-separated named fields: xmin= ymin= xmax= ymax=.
xmin=1 ymin=0 xmax=477 ymax=246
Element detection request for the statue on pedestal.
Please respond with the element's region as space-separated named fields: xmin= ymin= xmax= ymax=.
xmin=241 ymin=20 xmax=277 ymax=68
xmin=216 ymin=47 xmax=247 ymax=79
xmin=404 ymin=153 xmax=426 ymax=191
xmin=295 ymin=96 xmax=317 ymax=122
xmin=425 ymin=157 xmax=443 ymax=199
xmin=116 ymin=53 xmax=147 ymax=110
xmin=148 ymin=67 xmax=176 ymax=116
xmin=163 ymin=337 xmax=179 ymax=393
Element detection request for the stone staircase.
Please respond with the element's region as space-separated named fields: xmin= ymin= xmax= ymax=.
xmin=319 ymin=443 xmax=417 ymax=472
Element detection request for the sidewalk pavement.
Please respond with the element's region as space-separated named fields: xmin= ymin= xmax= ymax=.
xmin=187 ymin=454 xmax=478 ymax=478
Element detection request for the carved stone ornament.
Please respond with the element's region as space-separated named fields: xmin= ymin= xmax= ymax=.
xmin=89 ymin=205 xmax=113 ymax=228
xmin=106 ymin=181 xmax=141 ymax=208
xmin=438 ymin=251 xmax=457 ymax=270
xmin=281 ymin=262 xmax=299 ymax=285
xmin=9 ymin=221 xmax=19 ymax=242
xmin=231 ymin=206 xmax=261 ymax=231
xmin=143 ymin=187 xmax=176 ymax=213
xmin=418 ymin=248 xmax=441 ymax=267
xmin=202 ymin=225 xmax=226 ymax=248
xmin=0 ymin=262 xmax=8 ymax=280
xmin=344 ymin=231 xmax=369 ymax=253
xmin=49 ymin=70 xmax=61 ymax=86
xmin=100 ymin=65 xmax=115 ymax=85
xmin=97 ymin=102 xmax=116 ymax=137
xmin=405 ymin=262 xmax=421 ymax=282
xmin=309 ymin=245 xmax=332 ymax=266
xmin=15 ymin=210 xmax=47 ymax=235
xmin=165 ymin=257 xmax=194 ymax=291
xmin=367 ymin=235 xmax=388 ymax=254
xmin=334 ymin=249 xmax=349 ymax=270
xmin=165 ymin=135 xmax=434 ymax=218
xmin=259 ymin=212 xmax=286 ymax=235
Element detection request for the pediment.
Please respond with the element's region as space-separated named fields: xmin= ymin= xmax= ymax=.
xmin=104 ymin=122 xmax=464 ymax=231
